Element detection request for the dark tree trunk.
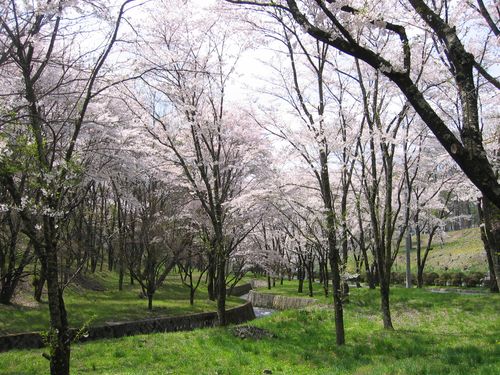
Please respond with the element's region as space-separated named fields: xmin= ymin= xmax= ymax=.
xmin=45 ymin=234 xmax=70 ymax=375
xmin=0 ymin=282 xmax=16 ymax=305
xmin=0 ymin=217 xmax=31 ymax=304
xmin=90 ymin=256 xmax=98 ymax=274
xmin=417 ymin=268 xmax=424 ymax=289
xmin=216 ymin=255 xmax=226 ymax=326
xmin=107 ymin=243 xmax=114 ymax=272
xmin=118 ymin=265 xmax=124 ymax=291
xmin=190 ymin=288 xmax=195 ymax=306
xmin=34 ymin=261 xmax=47 ymax=302
xmin=379 ymin=275 xmax=394 ymax=330
xmin=207 ymin=254 xmax=215 ymax=301
xmin=148 ymin=294 xmax=153 ymax=311
xmin=479 ymin=197 xmax=500 ymax=292
xmin=307 ymin=261 xmax=314 ymax=297
xmin=318 ymin=148 xmax=345 ymax=345
xmin=297 ymin=266 xmax=304 ymax=293
xmin=329 ymin=250 xmax=345 ymax=345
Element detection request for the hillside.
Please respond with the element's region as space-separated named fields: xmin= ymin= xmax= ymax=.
xmin=393 ymin=227 xmax=487 ymax=273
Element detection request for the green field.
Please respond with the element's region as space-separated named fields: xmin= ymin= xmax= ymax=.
xmin=0 ymin=227 xmax=496 ymax=374
xmin=0 ymin=271 xmax=240 ymax=335
xmin=1 ymin=280 xmax=498 ymax=374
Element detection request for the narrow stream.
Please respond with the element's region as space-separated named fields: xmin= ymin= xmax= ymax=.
xmin=239 ymin=293 xmax=276 ymax=318
xmin=253 ymin=307 xmax=276 ymax=318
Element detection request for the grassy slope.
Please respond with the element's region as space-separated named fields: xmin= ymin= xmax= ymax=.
xmin=0 ymin=271 xmax=241 ymax=335
xmin=1 ymin=280 xmax=499 ymax=374
xmin=392 ymin=227 xmax=487 ymax=273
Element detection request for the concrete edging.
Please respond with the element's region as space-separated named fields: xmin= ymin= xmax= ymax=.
xmin=247 ymin=290 xmax=317 ymax=310
xmin=0 ymin=301 xmax=256 ymax=353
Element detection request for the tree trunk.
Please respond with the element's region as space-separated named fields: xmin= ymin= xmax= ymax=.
xmin=307 ymin=264 xmax=313 ymax=297
xmin=479 ymin=197 xmax=500 ymax=292
xmin=379 ymin=276 xmax=394 ymax=330
xmin=190 ymin=288 xmax=195 ymax=306
xmin=107 ymin=243 xmax=114 ymax=272
xmin=118 ymin=265 xmax=124 ymax=291
xmin=148 ymin=294 xmax=153 ymax=311
xmin=319 ymin=148 xmax=345 ymax=345
xmin=329 ymin=251 xmax=345 ymax=345
xmin=417 ymin=267 xmax=424 ymax=289
xmin=34 ymin=262 xmax=47 ymax=302
xmin=216 ymin=255 xmax=226 ymax=326
xmin=45 ymin=237 xmax=70 ymax=375
xmin=482 ymin=237 xmax=498 ymax=292
xmin=0 ymin=281 xmax=16 ymax=305
xmin=297 ymin=269 xmax=304 ymax=293
xmin=207 ymin=254 xmax=215 ymax=301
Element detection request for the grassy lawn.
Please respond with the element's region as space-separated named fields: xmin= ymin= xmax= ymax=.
xmin=0 ymin=271 xmax=241 ymax=335
xmin=1 ymin=280 xmax=498 ymax=374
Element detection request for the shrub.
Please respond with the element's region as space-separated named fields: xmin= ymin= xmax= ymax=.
xmin=423 ymin=272 xmax=440 ymax=286
xmin=462 ymin=272 xmax=484 ymax=287
xmin=391 ymin=272 xmax=405 ymax=285
xmin=450 ymin=272 xmax=465 ymax=286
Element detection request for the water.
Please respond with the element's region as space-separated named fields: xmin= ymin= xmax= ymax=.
xmin=253 ymin=307 xmax=276 ymax=318
xmin=239 ymin=293 xmax=276 ymax=318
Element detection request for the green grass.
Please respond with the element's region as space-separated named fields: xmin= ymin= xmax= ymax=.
xmin=1 ymin=280 xmax=499 ymax=374
xmin=392 ymin=227 xmax=486 ymax=273
xmin=0 ymin=271 xmax=241 ymax=335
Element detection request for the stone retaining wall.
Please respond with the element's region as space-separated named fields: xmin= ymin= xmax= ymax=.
xmin=227 ymin=283 xmax=253 ymax=297
xmin=0 ymin=302 xmax=255 ymax=353
xmin=247 ymin=290 xmax=317 ymax=310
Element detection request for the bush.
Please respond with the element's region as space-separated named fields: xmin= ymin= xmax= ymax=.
xmin=423 ymin=272 xmax=440 ymax=286
xmin=391 ymin=272 xmax=405 ymax=285
xmin=450 ymin=272 xmax=465 ymax=286
xmin=435 ymin=273 xmax=451 ymax=286
xmin=462 ymin=272 xmax=484 ymax=287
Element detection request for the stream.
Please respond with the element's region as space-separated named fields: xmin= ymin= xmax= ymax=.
xmin=239 ymin=293 xmax=276 ymax=318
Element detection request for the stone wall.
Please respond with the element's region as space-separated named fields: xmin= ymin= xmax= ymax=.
xmin=247 ymin=291 xmax=317 ymax=310
xmin=227 ymin=283 xmax=253 ymax=296
xmin=0 ymin=302 xmax=255 ymax=353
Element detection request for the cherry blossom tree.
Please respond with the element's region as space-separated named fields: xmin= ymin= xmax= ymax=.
xmin=120 ymin=0 xmax=272 ymax=324
xmin=0 ymin=1 xmax=136 ymax=373
xmin=225 ymin=0 xmax=500 ymax=292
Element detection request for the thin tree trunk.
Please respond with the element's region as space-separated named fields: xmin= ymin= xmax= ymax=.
xmin=216 ymin=255 xmax=226 ymax=326
xmin=207 ymin=252 xmax=216 ymax=301
xmin=34 ymin=261 xmax=47 ymax=302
